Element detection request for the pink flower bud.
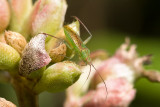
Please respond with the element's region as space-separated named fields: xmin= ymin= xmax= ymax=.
xmin=19 ymin=33 xmax=51 ymax=76
xmin=9 ymin=0 xmax=32 ymax=32
xmin=24 ymin=0 xmax=67 ymax=39
xmin=0 ymin=0 xmax=10 ymax=33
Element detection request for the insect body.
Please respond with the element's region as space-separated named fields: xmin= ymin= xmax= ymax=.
xmin=63 ymin=17 xmax=108 ymax=98
xmin=63 ymin=26 xmax=91 ymax=64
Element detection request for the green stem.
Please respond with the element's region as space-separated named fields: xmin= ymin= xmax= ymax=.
xmin=11 ymin=75 xmax=39 ymax=107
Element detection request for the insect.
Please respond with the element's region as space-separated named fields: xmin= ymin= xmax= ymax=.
xmin=42 ymin=17 xmax=108 ymax=98
xmin=63 ymin=16 xmax=108 ymax=98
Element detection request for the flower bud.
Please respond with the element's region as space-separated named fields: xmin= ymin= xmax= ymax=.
xmin=9 ymin=0 xmax=32 ymax=32
xmin=0 ymin=97 xmax=16 ymax=107
xmin=49 ymin=43 xmax=67 ymax=63
xmin=19 ymin=33 xmax=51 ymax=77
xmin=0 ymin=42 xmax=20 ymax=70
xmin=0 ymin=0 xmax=10 ymax=33
xmin=33 ymin=61 xmax=81 ymax=93
xmin=4 ymin=31 xmax=27 ymax=56
xmin=23 ymin=0 xmax=67 ymax=39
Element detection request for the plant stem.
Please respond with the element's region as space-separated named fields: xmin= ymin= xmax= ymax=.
xmin=11 ymin=75 xmax=39 ymax=107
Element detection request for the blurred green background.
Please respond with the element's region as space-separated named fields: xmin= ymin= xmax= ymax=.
xmin=1 ymin=0 xmax=160 ymax=107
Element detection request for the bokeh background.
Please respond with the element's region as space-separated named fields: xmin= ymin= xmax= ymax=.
xmin=1 ymin=0 xmax=160 ymax=107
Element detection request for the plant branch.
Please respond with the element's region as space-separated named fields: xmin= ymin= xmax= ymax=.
xmin=11 ymin=75 xmax=39 ymax=107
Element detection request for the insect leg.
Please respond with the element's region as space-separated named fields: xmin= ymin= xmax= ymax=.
xmin=91 ymin=63 xmax=108 ymax=100
xmin=72 ymin=16 xmax=93 ymax=45
xmin=83 ymin=34 xmax=92 ymax=45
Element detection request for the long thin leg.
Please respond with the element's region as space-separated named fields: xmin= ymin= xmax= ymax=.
xmin=72 ymin=16 xmax=92 ymax=45
xmin=91 ymin=63 xmax=108 ymax=100
xmin=83 ymin=35 xmax=92 ymax=45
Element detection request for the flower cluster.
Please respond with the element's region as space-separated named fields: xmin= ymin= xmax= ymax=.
xmin=65 ymin=39 xmax=160 ymax=107
xmin=0 ymin=0 xmax=82 ymax=106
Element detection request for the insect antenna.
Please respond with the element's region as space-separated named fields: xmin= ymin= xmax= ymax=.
xmin=90 ymin=63 xmax=108 ymax=100
xmin=41 ymin=33 xmax=64 ymax=41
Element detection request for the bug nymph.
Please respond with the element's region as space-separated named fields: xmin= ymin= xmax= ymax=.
xmin=63 ymin=16 xmax=108 ymax=99
xmin=63 ymin=26 xmax=91 ymax=64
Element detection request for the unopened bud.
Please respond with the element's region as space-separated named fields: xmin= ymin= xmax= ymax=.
xmin=49 ymin=43 xmax=67 ymax=63
xmin=19 ymin=34 xmax=51 ymax=77
xmin=0 ymin=42 xmax=20 ymax=70
xmin=5 ymin=31 xmax=27 ymax=56
xmin=33 ymin=61 xmax=81 ymax=93
xmin=9 ymin=0 xmax=32 ymax=32
xmin=0 ymin=0 xmax=10 ymax=33
xmin=23 ymin=0 xmax=67 ymax=40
